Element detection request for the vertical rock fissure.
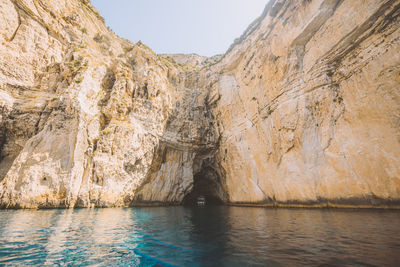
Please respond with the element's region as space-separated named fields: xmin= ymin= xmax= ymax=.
xmin=0 ymin=127 xmax=6 ymax=182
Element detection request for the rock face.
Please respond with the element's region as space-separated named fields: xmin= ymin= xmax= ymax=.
xmin=160 ymin=53 xmax=223 ymax=70
xmin=210 ymin=0 xmax=400 ymax=207
xmin=0 ymin=0 xmax=399 ymax=208
xmin=0 ymin=0 xmax=219 ymax=208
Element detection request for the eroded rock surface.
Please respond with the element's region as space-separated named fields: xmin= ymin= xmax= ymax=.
xmin=0 ymin=0 xmax=399 ymax=208
xmin=0 ymin=0 xmax=219 ymax=208
xmin=210 ymin=0 xmax=400 ymax=207
xmin=160 ymin=53 xmax=223 ymax=70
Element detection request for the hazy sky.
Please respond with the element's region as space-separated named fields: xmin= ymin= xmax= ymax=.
xmin=91 ymin=0 xmax=269 ymax=57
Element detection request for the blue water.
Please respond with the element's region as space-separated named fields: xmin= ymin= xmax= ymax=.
xmin=0 ymin=207 xmax=399 ymax=266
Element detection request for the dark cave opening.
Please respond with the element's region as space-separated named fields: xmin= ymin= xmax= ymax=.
xmin=183 ymin=166 xmax=227 ymax=206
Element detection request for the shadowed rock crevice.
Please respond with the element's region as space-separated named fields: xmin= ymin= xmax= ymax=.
xmin=0 ymin=127 xmax=8 ymax=182
xmin=183 ymin=158 xmax=228 ymax=206
xmin=181 ymin=154 xmax=229 ymax=206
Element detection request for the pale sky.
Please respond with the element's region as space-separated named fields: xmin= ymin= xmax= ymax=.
xmin=91 ymin=0 xmax=269 ymax=57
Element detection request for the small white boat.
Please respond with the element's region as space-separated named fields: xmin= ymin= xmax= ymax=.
xmin=197 ymin=196 xmax=206 ymax=206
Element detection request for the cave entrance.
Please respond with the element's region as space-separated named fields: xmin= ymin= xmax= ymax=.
xmin=183 ymin=166 xmax=227 ymax=206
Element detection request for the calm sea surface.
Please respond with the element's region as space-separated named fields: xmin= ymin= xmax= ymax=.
xmin=0 ymin=206 xmax=399 ymax=266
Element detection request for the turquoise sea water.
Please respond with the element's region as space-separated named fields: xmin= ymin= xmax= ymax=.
xmin=0 ymin=206 xmax=399 ymax=266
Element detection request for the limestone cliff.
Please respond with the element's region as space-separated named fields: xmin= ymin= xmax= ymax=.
xmin=0 ymin=0 xmax=399 ymax=208
xmin=210 ymin=0 xmax=400 ymax=207
xmin=160 ymin=53 xmax=223 ymax=70
xmin=0 ymin=0 xmax=218 ymax=208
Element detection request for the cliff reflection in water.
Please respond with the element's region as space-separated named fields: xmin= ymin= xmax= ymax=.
xmin=0 ymin=207 xmax=399 ymax=266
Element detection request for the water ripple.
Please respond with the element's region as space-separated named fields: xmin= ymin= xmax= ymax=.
xmin=0 ymin=207 xmax=399 ymax=266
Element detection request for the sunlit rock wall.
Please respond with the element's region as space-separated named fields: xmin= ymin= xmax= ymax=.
xmin=210 ymin=0 xmax=400 ymax=206
xmin=0 ymin=0 xmax=218 ymax=208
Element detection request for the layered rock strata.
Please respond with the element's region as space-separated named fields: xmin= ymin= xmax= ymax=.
xmin=0 ymin=0 xmax=399 ymax=208
xmin=210 ymin=0 xmax=400 ymax=207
